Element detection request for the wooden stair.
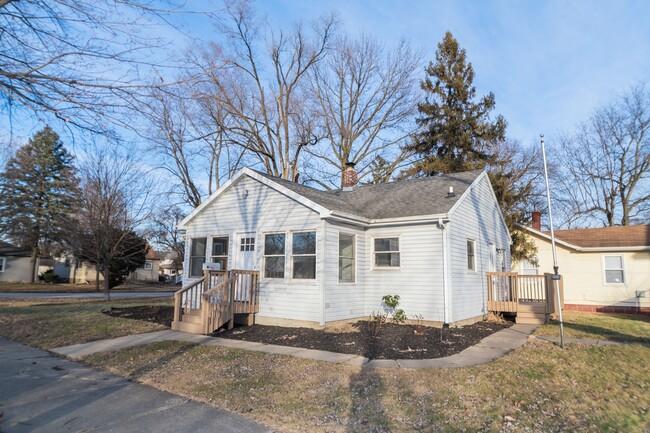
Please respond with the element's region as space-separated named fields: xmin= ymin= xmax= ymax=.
xmin=171 ymin=310 xmax=203 ymax=333
xmin=516 ymin=302 xmax=546 ymax=325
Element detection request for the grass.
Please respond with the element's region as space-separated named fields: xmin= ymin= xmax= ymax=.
xmin=0 ymin=281 xmax=177 ymax=293
xmin=0 ymin=297 xmax=170 ymax=349
xmin=535 ymin=311 xmax=650 ymax=344
xmin=84 ymin=338 xmax=650 ymax=433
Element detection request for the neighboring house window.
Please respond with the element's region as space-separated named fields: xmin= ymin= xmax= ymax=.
xmin=374 ymin=237 xmax=400 ymax=267
xmin=292 ymin=231 xmax=316 ymax=279
xmin=0 ymin=257 xmax=5 ymax=273
xmin=264 ymin=233 xmax=285 ymax=278
xmin=211 ymin=237 xmax=229 ymax=271
xmin=240 ymin=237 xmax=255 ymax=252
xmin=144 ymin=261 xmax=153 ymax=270
xmin=521 ymin=258 xmax=539 ymax=275
xmin=603 ymin=255 xmax=625 ymax=284
xmin=189 ymin=237 xmax=207 ymax=278
xmin=467 ymin=240 xmax=476 ymax=271
xmin=339 ymin=233 xmax=355 ymax=283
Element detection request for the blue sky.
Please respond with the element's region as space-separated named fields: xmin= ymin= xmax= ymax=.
xmin=179 ymin=0 xmax=650 ymax=146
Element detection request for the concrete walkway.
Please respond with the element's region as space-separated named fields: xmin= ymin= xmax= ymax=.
xmin=0 ymin=337 xmax=273 ymax=433
xmin=52 ymin=324 xmax=539 ymax=369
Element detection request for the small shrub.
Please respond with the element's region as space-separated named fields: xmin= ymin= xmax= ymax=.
xmin=381 ymin=294 xmax=406 ymax=324
xmin=368 ymin=311 xmax=386 ymax=336
xmin=39 ymin=269 xmax=58 ymax=284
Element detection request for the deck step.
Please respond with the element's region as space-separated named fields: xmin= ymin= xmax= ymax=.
xmin=182 ymin=313 xmax=202 ymax=324
xmin=517 ymin=303 xmax=546 ymax=314
xmin=171 ymin=320 xmax=203 ymax=334
xmin=516 ymin=310 xmax=547 ymax=325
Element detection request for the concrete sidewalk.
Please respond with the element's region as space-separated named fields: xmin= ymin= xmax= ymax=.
xmin=52 ymin=324 xmax=539 ymax=369
xmin=0 ymin=338 xmax=273 ymax=433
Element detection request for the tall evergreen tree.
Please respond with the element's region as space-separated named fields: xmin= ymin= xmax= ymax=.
xmin=404 ymin=31 xmax=506 ymax=176
xmin=0 ymin=126 xmax=78 ymax=281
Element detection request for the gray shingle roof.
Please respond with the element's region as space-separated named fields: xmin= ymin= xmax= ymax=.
xmin=254 ymin=170 xmax=483 ymax=220
xmin=0 ymin=240 xmax=31 ymax=256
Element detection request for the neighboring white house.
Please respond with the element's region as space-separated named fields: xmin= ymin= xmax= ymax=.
xmin=515 ymin=221 xmax=650 ymax=315
xmin=0 ymin=241 xmax=34 ymax=282
xmin=178 ymin=166 xmax=511 ymax=326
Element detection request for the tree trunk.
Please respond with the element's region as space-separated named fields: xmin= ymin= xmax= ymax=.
xmin=103 ymin=262 xmax=111 ymax=301
xmin=29 ymin=247 xmax=39 ymax=283
xmin=95 ymin=267 xmax=100 ymax=292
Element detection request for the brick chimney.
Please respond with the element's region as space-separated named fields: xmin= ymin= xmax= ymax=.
xmin=532 ymin=211 xmax=541 ymax=231
xmin=342 ymin=162 xmax=358 ymax=191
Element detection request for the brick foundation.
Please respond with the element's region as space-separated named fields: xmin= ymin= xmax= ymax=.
xmin=564 ymin=303 xmax=650 ymax=315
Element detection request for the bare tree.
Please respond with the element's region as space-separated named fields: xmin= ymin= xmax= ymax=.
xmin=307 ymin=34 xmax=420 ymax=188
xmin=0 ymin=0 xmax=187 ymax=132
xmin=150 ymin=205 xmax=185 ymax=272
xmin=554 ymin=84 xmax=650 ymax=227
xmin=72 ymin=146 xmax=153 ymax=298
xmin=188 ymin=0 xmax=336 ymax=181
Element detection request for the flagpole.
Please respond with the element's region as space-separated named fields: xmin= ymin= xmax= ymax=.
xmin=540 ymin=134 xmax=565 ymax=349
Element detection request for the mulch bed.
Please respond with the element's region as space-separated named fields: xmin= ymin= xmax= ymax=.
xmin=104 ymin=305 xmax=175 ymax=327
xmin=104 ymin=306 xmax=512 ymax=360
xmin=217 ymin=320 xmax=512 ymax=360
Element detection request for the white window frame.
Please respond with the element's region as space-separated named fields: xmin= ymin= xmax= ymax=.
xmin=143 ymin=261 xmax=153 ymax=270
xmin=520 ymin=257 xmax=539 ymax=275
xmin=0 ymin=257 xmax=5 ymax=273
xmin=290 ymin=230 xmax=317 ymax=280
xmin=602 ymin=254 xmax=625 ymax=285
xmin=210 ymin=235 xmax=230 ymax=271
xmin=372 ymin=236 xmax=401 ymax=270
xmin=189 ymin=237 xmax=207 ymax=278
xmin=263 ymin=232 xmax=286 ymax=280
xmin=467 ymin=239 xmax=477 ymax=272
xmin=338 ymin=232 xmax=356 ymax=284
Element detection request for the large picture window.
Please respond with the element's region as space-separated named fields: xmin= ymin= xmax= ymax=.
xmin=211 ymin=237 xmax=229 ymax=271
xmin=339 ymin=233 xmax=355 ymax=282
xmin=264 ymin=233 xmax=286 ymax=278
xmin=603 ymin=255 xmax=625 ymax=284
xmin=189 ymin=237 xmax=207 ymax=278
xmin=292 ymin=231 xmax=316 ymax=279
xmin=374 ymin=237 xmax=400 ymax=267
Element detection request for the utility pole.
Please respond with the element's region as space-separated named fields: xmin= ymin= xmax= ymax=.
xmin=540 ymin=134 xmax=565 ymax=349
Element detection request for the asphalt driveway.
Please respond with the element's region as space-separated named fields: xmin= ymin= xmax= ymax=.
xmin=0 ymin=292 xmax=173 ymax=299
xmin=0 ymin=337 xmax=273 ymax=433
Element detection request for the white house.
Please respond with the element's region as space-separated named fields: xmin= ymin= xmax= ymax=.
xmin=178 ymin=165 xmax=511 ymax=327
xmin=0 ymin=241 xmax=34 ymax=283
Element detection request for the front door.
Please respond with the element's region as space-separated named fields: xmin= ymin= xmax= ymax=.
xmin=234 ymin=232 xmax=256 ymax=302
xmin=234 ymin=232 xmax=256 ymax=270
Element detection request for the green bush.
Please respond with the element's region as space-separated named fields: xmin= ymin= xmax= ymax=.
xmin=39 ymin=269 xmax=58 ymax=284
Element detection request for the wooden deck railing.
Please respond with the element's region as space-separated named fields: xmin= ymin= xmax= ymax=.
xmin=486 ymin=272 xmax=564 ymax=316
xmin=173 ymin=269 xmax=259 ymax=334
xmin=487 ymin=272 xmax=519 ymax=312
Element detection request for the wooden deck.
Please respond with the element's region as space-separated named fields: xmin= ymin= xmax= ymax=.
xmin=487 ymin=272 xmax=564 ymax=324
xmin=171 ymin=269 xmax=260 ymax=334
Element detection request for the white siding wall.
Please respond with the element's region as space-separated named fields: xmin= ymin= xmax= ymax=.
xmin=183 ymin=175 xmax=324 ymax=322
xmin=323 ymin=221 xmax=366 ymax=322
xmin=448 ymin=175 xmax=511 ymax=322
xmin=364 ymin=224 xmax=445 ymax=322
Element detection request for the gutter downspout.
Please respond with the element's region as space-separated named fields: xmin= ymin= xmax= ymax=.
xmin=439 ymin=218 xmax=450 ymax=325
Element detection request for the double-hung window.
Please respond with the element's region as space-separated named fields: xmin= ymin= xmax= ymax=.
xmin=603 ymin=255 xmax=625 ymax=284
xmin=211 ymin=237 xmax=229 ymax=271
xmin=189 ymin=237 xmax=207 ymax=277
xmin=144 ymin=261 xmax=153 ymax=270
xmin=521 ymin=258 xmax=539 ymax=275
xmin=374 ymin=237 xmax=400 ymax=268
xmin=264 ymin=234 xmax=286 ymax=278
xmin=339 ymin=233 xmax=355 ymax=282
xmin=292 ymin=231 xmax=316 ymax=279
xmin=467 ymin=239 xmax=476 ymax=271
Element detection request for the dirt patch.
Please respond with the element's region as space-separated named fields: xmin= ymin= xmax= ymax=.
xmin=103 ymin=305 xmax=175 ymax=327
xmin=217 ymin=320 xmax=512 ymax=360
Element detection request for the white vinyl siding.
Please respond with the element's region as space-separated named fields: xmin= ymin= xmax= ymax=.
xmin=603 ymin=255 xmax=625 ymax=284
xmin=448 ymin=174 xmax=511 ymax=323
xmin=183 ymin=175 xmax=323 ymax=322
